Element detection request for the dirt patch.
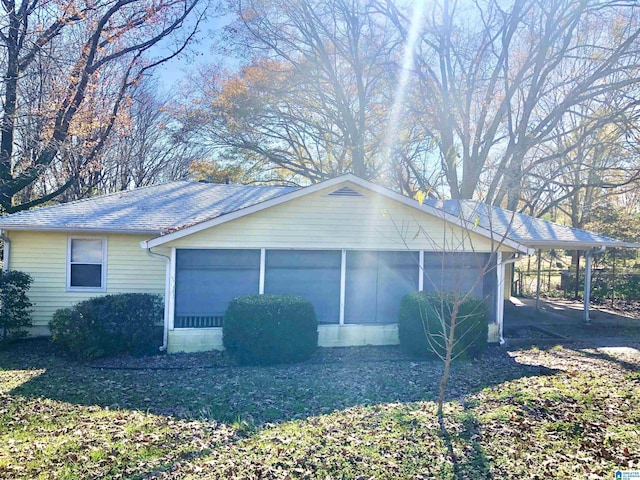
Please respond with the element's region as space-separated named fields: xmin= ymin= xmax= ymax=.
xmin=504 ymin=325 xmax=567 ymax=340
xmin=90 ymin=345 xmax=419 ymax=370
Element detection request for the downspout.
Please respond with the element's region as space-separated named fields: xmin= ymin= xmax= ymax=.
xmin=0 ymin=230 xmax=10 ymax=272
xmin=498 ymin=253 xmax=522 ymax=345
xmin=146 ymin=246 xmax=171 ymax=352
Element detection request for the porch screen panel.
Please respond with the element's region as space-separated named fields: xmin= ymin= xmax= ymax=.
xmin=345 ymin=251 xmax=377 ymax=324
xmin=345 ymin=251 xmax=419 ymax=324
xmin=423 ymin=252 xmax=497 ymax=323
xmin=264 ymin=250 xmax=341 ymax=324
xmin=376 ymin=251 xmax=420 ymax=323
xmin=423 ymin=253 xmax=492 ymax=302
xmin=175 ymin=249 xmax=260 ymax=327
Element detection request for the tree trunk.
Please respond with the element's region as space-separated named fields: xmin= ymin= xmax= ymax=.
xmin=437 ymin=303 xmax=459 ymax=419
xmin=0 ymin=11 xmax=21 ymax=212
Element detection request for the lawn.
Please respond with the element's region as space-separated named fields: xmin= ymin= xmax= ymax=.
xmin=0 ymin=339 xmax=639 ymax=479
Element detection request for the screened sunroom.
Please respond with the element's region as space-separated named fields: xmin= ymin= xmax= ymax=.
xmin=173 ymin=248 xmax=497 ymax=329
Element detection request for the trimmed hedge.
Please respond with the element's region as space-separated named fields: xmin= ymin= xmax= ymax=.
xmin=398 ymin=291 xmax=488 ymax=359
xmin=0 ymin=270 xmax=33 ymax=342
xmin=223 ymin=294 xmax=318 ymax=365
xmin=49 ymin=293 xmax=163 ymax=359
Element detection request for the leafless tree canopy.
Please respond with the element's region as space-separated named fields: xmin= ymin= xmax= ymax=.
xmin=178 ymin=0 xmax=430 ymax=189
xmin=5 ymin=0 xmax=639 ymax=224
xmin=396 ymin=0 xmax=640 ymax=211
xmin=0 ymin=0 xmax=204 ymax=213
xmin=181 ymin=0 xmax=640 ymax=221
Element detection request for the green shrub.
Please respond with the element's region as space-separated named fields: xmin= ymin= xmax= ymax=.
xmin=591 ymin=272 xmax=640 ymax=301
xmin=0 ymin=270 xmax=33 ymax=342
xmin=49 ymin=293 xmax=163 ymax=359
xmin=398 ymin=291 xmax=488 ymax=359
xmin=223 ymin=294 xmax=318 ymax=365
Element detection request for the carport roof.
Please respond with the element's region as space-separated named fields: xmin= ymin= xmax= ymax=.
xmin=424 ymin=199 xmax=635 ymax=250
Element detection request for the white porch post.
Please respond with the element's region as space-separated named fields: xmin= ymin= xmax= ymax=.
xmin=583 ymin=250 xmax=593 ymax=324
xmin=168 ymin=247 xmax=176 ymax=330
xmin=418 ymin=251 xmax=424 ymax=291
xmin=163 ymin=256 xmax=171 ymax=343
xmin=259 ymin=248 xmax=266 ymax=294
xmin=496 ymin=252 xmax=505 ymax=344
xmin=339 ymin=249 xmax=346 ymax=325
xmin=535 ymin=249 xmax=542 ymax=310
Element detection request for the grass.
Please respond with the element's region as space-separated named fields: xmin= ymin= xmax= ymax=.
xmin=0 ymin=339 xmax=639 ymax=479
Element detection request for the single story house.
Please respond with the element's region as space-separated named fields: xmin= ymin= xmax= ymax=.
xmin=0 ymin=174 xmax=630 ymax=352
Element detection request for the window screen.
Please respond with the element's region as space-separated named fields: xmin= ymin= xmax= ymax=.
xmin=345 ymin=251 xmax=419 ymax=324
xmin=175 ymin=249 xmax=260 ymax=327
xmin=423 ymin=252 xmax=491 ymax=298
xmin=423 ymin=252 xmax=496 ymax=323
xmin=265 ymin=250 xmax=341 ymax=324
xmin=69 ymin=238 xmax=104 ymax=288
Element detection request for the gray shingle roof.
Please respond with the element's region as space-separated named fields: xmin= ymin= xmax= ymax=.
xmin=0 ymin=181 xmax=296 ymax=233
xmin=424 ymin=199 xmax=628 ymax=249
xmin=0 ymin=176 xmax=631 ymax=249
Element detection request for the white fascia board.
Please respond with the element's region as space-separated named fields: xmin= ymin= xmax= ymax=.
xmin=0 ymin=226 xmax=162 ymax=235
xmin=142 ymin=173 xmax=531 ymax=253
xmin=610 ymin=242 xmax=640 ymax=248
xmin=523 ymin=240 xmax=622 ymax=250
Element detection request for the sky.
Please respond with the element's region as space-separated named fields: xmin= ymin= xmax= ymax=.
xmin=150 ymin=12 xmax=231 ymax=94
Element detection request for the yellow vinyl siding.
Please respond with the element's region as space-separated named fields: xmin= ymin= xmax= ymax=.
xmin=165 ymin=185 xmax=510 ymax=252
xmin=7 ymin=231 xmax=167 ymax=328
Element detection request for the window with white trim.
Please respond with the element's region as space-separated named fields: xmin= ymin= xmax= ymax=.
xmin=68 ymin=238 xmax=106 ymax=290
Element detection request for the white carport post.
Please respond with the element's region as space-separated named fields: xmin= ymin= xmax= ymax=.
xmin=535 ymin=249 xmax=542 ymax=310
xmin=583 ymin=250 xmax=593 ymax=324
xmin=496 ymin=252 xmax=504 ymax=344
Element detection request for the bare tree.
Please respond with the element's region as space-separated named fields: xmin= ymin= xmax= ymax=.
xmin=0 ymin=0 xmax=205 ymax=213
xmin=388 ymin=197 xmax=518 ymax=419
xmin=520 ymin=102 xmax=640 ymax=224
xmin=181 ymin=0 xmax=640 ymax=206
xmin=384 ymin=0 xmax=640 ymax=210
xmin=96 ymin=80 xmax=200 ymax=195
xmin=179 ymin=0 xmax=433 ymax=187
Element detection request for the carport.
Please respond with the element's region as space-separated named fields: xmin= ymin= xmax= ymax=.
xmin=521 ymin=244 xmax=632 ymax=323
xmin=429 ymin=200 xmax=640 ymax=343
